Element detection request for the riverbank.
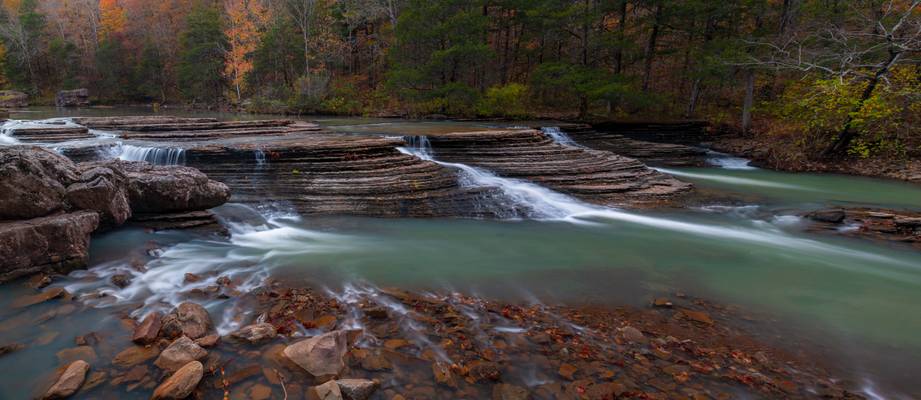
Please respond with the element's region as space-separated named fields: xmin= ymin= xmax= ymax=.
xmin=710 ymin=134 xmax=921 ymax=185
xmin=0 ymin=275 xmax=869 ymax=400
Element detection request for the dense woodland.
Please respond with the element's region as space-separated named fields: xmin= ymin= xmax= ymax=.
xmin=0 ymin=0 xmax=919 ymax=158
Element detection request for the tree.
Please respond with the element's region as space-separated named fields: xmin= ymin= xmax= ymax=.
xmin=224 ymin=0 xmax=268 ymax=103
xmin=177 ymin=2 xmax=226 ymax=103
xmin=0 ymin=0 xmax=45 ymax=92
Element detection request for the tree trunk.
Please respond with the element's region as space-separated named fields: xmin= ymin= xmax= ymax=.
xmin=821 ymin=51 xmax=901 ymax=158
xmin=742 ymin=69 xmax=755 ymax=134
xmin=642 ymin=4 xmax=662 ymax=91
xmin=614 ymin=0 xmax=627 ymax=74
xmin=686 ymin=78 xmax=701 ymax=117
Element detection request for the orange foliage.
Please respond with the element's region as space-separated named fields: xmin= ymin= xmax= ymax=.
xmin=99 ymin=0 xmax=127 ymax=39
xmin=224 ymin=0 xmax=268 ymax=102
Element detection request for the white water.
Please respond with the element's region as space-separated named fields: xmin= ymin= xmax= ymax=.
xmin=540 ymin=126 xmax=580 ymax=147
xmin=654 ymin=167 xmax=812 ymax=190
xmin=254 ymin=149 xmax=268 ymax=167
xmin=398 ymin=137 xmax=917 ymax=280
xmin=706 ymin=150 xmax=756 ymax=170
xmin=118 ymin=144 xmax=186 ymax=165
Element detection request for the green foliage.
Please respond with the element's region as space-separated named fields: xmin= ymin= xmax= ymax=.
xmin=769 ymin=67 xmax=920 ymax=158
xmin=476 ymin=83 xmax=529 ymax=118
xmin=320 ymin=79 xmax=363 ymax=115
xmin=48 ymin=38 xmax=79 ymax=90
xmin=177 ymin=3 xmax=227 ymax=104
xmin=95 ymin=38 xmax=135 ymax=101
xmin=136 ymin=43 xmax=167 ymax=101
xmin=249 ymin=15 xmax=304 ymax=98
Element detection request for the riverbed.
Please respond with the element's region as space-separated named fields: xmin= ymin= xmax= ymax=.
xmin=2 ymin=108 xmax=921 ymax=399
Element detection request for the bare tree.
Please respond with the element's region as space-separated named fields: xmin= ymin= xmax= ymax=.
xmin=742 ymin=0 xmax=921 ymax=156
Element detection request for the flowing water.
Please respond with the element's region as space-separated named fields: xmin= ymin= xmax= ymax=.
xmin=2 ymin=109 xmax=921 ymax=397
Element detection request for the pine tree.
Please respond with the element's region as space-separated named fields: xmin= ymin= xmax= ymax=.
xmin=177 ymin=2 xmax=227 ymax=104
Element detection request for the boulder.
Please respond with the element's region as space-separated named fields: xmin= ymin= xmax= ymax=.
xmin=160 ymin=302 xmax=213 ymax=340
xmin=307 ymin=381 xmax=343 ymax=400
xmin=336 ymin=379 xmax=378 ymax=400
xmin=0 ymin=146 xmax=78 ymax=220
xmin=229 ymin=323 xmax=277 ymax=344
xmin=43 ymin=360 xmax=89 ymax=399
xmin=0 ymin=90 xmax=28 ymax=107
xmin=283 ymin=330 xmax=348 ymax=379
xmin=154 ymin=336 xmax=207 ymax=372
xmin=132 ymin=312 xmax=162 ymax=344
xmin=0 ymin=211 xmax=99 ymax=282
xmin=66 ymin=164 xmax=131 ymax=227
xmin=55 ymin=89 xmax=90 ymax=107
xmin=151 ymin=361 xmax=203 ymax=400
xmin=112 ymin=345 xmax=159 ymax=368
xmin=104 ymin=161 xmax=231 ymax=214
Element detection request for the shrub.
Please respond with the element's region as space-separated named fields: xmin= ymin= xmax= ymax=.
xmin=476 ymin=83 xmax=529 ymax=118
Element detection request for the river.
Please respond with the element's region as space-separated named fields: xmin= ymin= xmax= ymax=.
xmin=1 ymin=108 xmax=920 ymax=399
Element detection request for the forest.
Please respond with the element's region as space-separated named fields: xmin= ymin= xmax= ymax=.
xmin=1 ymin=0 xmax=919 ymax=158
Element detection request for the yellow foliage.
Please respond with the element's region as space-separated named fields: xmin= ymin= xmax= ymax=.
xmin=223 ymin=0 xmax=269 ymax=102
xmin=99 ymin=0 xmax=128 ymax=40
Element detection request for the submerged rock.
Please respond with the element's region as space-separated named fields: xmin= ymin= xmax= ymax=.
xmin=160 ymin=302 xmax=213 ymax=340
xmin=154 ymin=336 xmax=207 ymax=372
xmin=492 ymin=383 xmax=529 ymax=400
xmin=230 ymin=323 xmax=277 ymax=344
xmin=283 ymin=330 xmax=348 ymax=379
xmin=151 ymin=361 xmax=203 ymax=400
xmin=43 ymin=360 xmax=89 ymax=399
xmin=806 ymin=209 xmax=846 ymax=224
xmin=307 ymin=380 xmax=343 ymax=400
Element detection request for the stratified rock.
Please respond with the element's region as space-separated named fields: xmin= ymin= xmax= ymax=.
xmin=100 ymin=161 xmax=230 ymax=214
xmin=0 ymin=146 xmax=77 ymax=220
xmin=554 ymin=123 xmax=709 ymax=167
xmin=55 ymin=89 xmax=90 ymax=107
xmin=160 ymin=302 xmax=213 ymax=340
xmin=151 ymin=361 xmax=203 ymax=400
xmin=283 ymin=330 xmax=348 ymax=379
xmin=425 ymin=129 xmax=692 ymax=207
xmin=590 ymin=120 xmax=712 ymax=145
xmin=66 ymin=164 xmax=131 ymax=227
xmin=230 ymin=323 xmax=277 ymax=344
xmin=0 ymin=90 xmax=28 ymax=107
xmin=132 ymin=312 xmax=162 ymax=344
xmin=0 ymin=212 xmax=99 ymax=283
xmin=492 ymin=383 xmax=529 ymax=400
xmin=806 ymin=209 xmax=846 ymax=224
xmin=154 ymin=336 xmax=207 ymax=372
xmin=307 ymin=380 xmax=343 ymax=400
xmin=43 ymin=360 xmax=89 ymax=399
xmin=335 ymin=379 xmax=378 ymax=400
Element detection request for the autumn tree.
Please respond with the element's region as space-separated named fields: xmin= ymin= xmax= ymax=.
xmin=223 ymin=0 xmax=268 ymax=103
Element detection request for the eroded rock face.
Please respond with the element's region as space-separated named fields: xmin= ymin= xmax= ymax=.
xmin=104 ymin=161 xmax=231 ymax=214
xmin=0 ymin=211 xmax=99 ymax=282
xmin=230 ymin=323 xmax=277 ymax=344
xmin=66 ymin=164 xmax=131 ymax=226
xmin=0 ymin=90 xmax=28 ymax=107
xmin=43 ymin=360 xmax=89 ymax=399
xmin=556 ymin=124 xmax=709 ymax=167
xmin=55 ymin=89 xmax=90 ymax=107
xmin=283 ymin=330 xmax=348 ymax=379
xmin=160 ymin=303 xmax=213 ymax=340
xmin=0 ymin=147 xmax=77 ymax=220
xmin=151 ymin=361 xmax=203 ymax=400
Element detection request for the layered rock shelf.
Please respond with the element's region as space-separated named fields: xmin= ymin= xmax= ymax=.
xmin=3 ymin=125 xmax=96 ymax=143
xmin=183 ymin=135 xmax=505 ymax=217
xmin=556 ymin=123 xmax=709 ymax=167
xmin=591 ymin=120 xmax=712 ymax=145
xmin=424 ymin=129 xmax=692 ymax=206
xmin=72 ymin=116 xmax=323 ymax=141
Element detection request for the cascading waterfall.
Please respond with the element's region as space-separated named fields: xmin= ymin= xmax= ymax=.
xmin=254 ymin=149 xmax=268 ymax=167
xmin=540 ymin=126 xmax=580 ymax=147
xmin=397 ymin=136 xmax=915 ymax=275
xmin=705 ymin=149 xmax=756 ymax=170
xmin=118 ymin=144 xmax=186 ymax=165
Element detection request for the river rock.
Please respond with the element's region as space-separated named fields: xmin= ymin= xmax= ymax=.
xmin=160 ymin=302 xmax=213 ymax=339
xmin=0 ymin=90 xmax=28 ymax=107
xmin=336 ymin=379 xmax=378 ymax=400
xmin=66 ymin=164 xmax=131 ymax=227
xmin=154 ymin=336 xmax=207 ymax=372
xmin=43 ymin=360 xmax=89 ymax=399
xmin=0 ymin=211 xmax=99 ymax=282
xmin=230 ymin=323 xmax=277 ymax=344
xmin=55 ymin=89 xmax=90 ymax=107
xmin=102 ymin=161 xmax=230 ymax=214
xmin=151 ymin=361 xmax=203 ymax=400
xmin=112 ymin=345 xmax=160 ymax=368
xmin=283 ymin=330 xmax=348 ymax=379
xmin=307 ymin=380 xmax=343 ymax=400
xmin=0 ymin=146 xmax=77 ymax=220
xmin=132 ymin=312 xmax=162 ymax=344
xmin=806 ymin=209 xmax=846 ymax=224
xmin=492 ymin=383 xmax=529 ymax=400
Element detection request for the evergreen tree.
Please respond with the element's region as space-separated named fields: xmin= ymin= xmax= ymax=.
xmin=177 ymin=3 xmax=227 ymax=104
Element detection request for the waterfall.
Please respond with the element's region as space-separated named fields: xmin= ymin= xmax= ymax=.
xmin=401 ymin=136 xmax=434 ymax=159
xmin=705 ymin=150 xmax=756 ymax=170
xmin=397 ymin=137 xmax=911 ymax=267
xmin=540 ymin=126 xmax=579 ymax=147
xmin=118 ymin=145 xmax=186 ymax=165
xmin=254 ymin=149 xmax=268 ymax=167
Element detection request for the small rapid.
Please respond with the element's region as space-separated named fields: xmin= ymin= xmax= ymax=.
xmin=117 ymin=144 xmax=186 ymax=165
xmin=540 ymin=126 xmax=580 ymax=147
